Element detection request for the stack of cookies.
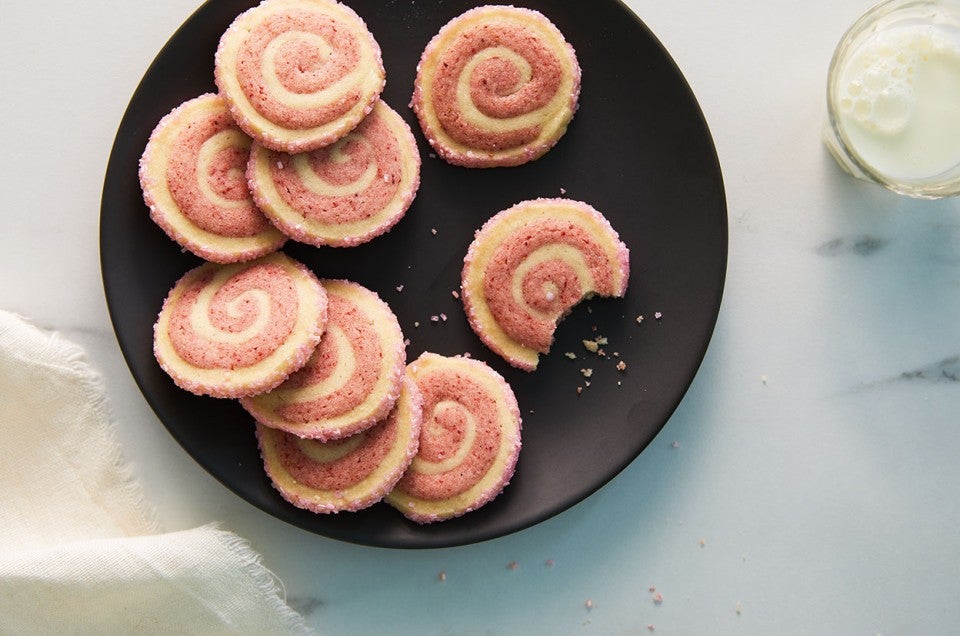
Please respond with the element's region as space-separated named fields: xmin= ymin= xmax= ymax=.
xmin=142 ymin=0 xmax=628 ymax=524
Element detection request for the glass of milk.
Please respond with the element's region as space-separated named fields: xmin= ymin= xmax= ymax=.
xmin=824 ymin=0 xmax=960 ymax=198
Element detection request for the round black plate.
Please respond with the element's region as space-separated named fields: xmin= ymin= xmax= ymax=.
xmin=101 ymin=0 xmax=726 ymax=548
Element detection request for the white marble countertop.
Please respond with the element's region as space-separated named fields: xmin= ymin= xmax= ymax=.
xmin=3 ymin=0 xmax=960 ymax=633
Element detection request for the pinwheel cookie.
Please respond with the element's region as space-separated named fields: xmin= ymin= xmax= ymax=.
xmin=412 ymin=5 xmax=580 ymax=167
xmin=462 ymin=198 xmax=630 ymax=371
xmin=154 ymin=252 xmax=328 ymax=398
xmin=241 ymin=279 xmax=406 ymax=440
xmin=386 ymin=353 xmax=522 ymax=524
xmin=257 ymin=374 xmax=422 ymax=514
xmin=139 ymin=94 xmax=286 ymax=263
xmin=215 ymin=0 xmax=385 ymax=153
xmin=247 ymin=101 xmax=420 ymax=247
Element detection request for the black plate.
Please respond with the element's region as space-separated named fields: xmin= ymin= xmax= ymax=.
xmin=100 ymin=0 xmax=726 ymax=548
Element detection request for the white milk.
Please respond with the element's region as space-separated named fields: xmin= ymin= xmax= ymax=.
xmin=834 ymin=19 xmax=960 ymax=182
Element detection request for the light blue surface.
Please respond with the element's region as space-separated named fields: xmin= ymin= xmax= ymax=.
xmin=2 ymin=0 xmax=959 ymax=633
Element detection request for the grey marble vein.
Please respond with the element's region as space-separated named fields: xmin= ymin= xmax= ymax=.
xmin=815 ymin=235 xmax=890 ymax=257
xmin=898 ymin=355 xmax=960 ymax=383
xmin=848 ymin=354 xmax=960 ymax=393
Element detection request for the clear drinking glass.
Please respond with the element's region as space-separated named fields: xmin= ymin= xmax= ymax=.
xmin=824 ymin=0 xmax=960 ymax=198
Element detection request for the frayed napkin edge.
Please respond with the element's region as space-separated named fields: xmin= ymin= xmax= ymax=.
xmin=206 ymin=524 xmax=318 ymax=636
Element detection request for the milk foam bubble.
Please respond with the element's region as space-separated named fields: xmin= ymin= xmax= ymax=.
xmin=835 ymin=23 xmax=960 ymax=180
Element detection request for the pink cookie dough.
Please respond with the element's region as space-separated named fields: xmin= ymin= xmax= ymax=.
xmin=241 ymin=278 xmax=406 ymax=440
xmin=412 ymin=5 xmax=580 ymax=167
xmin=139 ymin=93 xmax=286 ymax=263
xmin=257 ymin=374 xmax=423 ymax=514
xmin=386 ymin=352 xmax=522 ymax=524
xmin=215 ymin=0 xmax=385 ymax=153
xmin=247 ymin=100 xmax=421 ymax=247
xmin=153 ymin=252 xmax=328 ymax=398
xmin=461 ymin=198 xmax=630 ymax=371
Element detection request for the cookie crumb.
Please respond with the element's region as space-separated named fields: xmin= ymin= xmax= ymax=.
xmin=761 ymin=375 xmax=768 ymax=385
xmin=507 ymin=561 xmax=519 ymax=571
xmin=430 ymin=315 xmax=439 ymax=323
xmin=648 ymin=625 xmax=655 ymax=632
xmin=654 ymin=311 xmax=663 ymax=320
xmin=580 ymin=368 xmax=593 ymax=378
xmin=616 ymin=361 xmax=627 ymax=372
xmin=565 ymin=352 xmax=577 ymax=360
xmin=653 ymin=592 xmax=663 ymax=605
xmin=560 ymin=187 xmax=567 ymax=194
xmin=735 ymin=601 xmax=743 ymax=615
xmin=699 ymin=538 xmax=707 ymax=548
xmin=636 ymin=314 xmax=644 ymax=324
xmin=582 ymin=339 xmax=599 ymax=353
xmin=440 ymin=313 xmax=447 ymax=322
xmin=431 ymin=228 xmax=438 ymax=235
xmin=671 ymin=441 xmax=681 ymax=449
xmin=585 ymin=599 xmax=594 ymax=610
xmin=451 ymin=290 xmax=460 ymax=299
xmin=545 ymin=559 xmax=555 ymax=568
xmin=437 ymin=571 xmax=446 ymax=582
xmin=396 ymin=284 xmax=404 ymax=292
xmin=576 ymin=386 xmax=583 ymax=395
xmin=414 ymin=321 xmax=420 ymax=328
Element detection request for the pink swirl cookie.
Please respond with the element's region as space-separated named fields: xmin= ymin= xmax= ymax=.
xmin=257 ymin=374 xmax=422 ymax=513
xmin=412 ymin=5 xmax=580 ymax=168
xmin=247 ymin=101 xmax=420 ymax=247
xmin=462 ymin=198 xmax=630 ymax=371
xmin=241 ymin=279 xmax=406 ymax=440
xmin=214 ymin=0 xmax=386 ymax=153
xmin=154 ymin=252 xmax=328 ymax=398
xmin=139 ymin=94 xmax=286 ymax=263
xmin=386 ymin=353 xmax=522 ymax=524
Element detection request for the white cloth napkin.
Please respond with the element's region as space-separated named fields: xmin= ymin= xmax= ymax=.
xmin=0 ymin=310 xmax=315 ymax=635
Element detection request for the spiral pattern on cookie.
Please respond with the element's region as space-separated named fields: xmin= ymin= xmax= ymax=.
xmin=386 ymin=353 xmax=521 ymax=524
xmin=215 ymin=0 xmax=385 ymax=153
xmin=257 ymin=375 xmax=422 ymax=513
xmin=462 ymin=199 xmax=630 ymax=371
xmin=154 ymin=252 xmax=328 ymax=398
xmin=241 ymin=279 xmax=406 ymax=440
xmin=412 ymin=5 xmax=580 ymax=167
xmin=247 ymin=101 xmax=420 ymax=247
xmin=139 ymin=94 xmax=286 ymax=263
